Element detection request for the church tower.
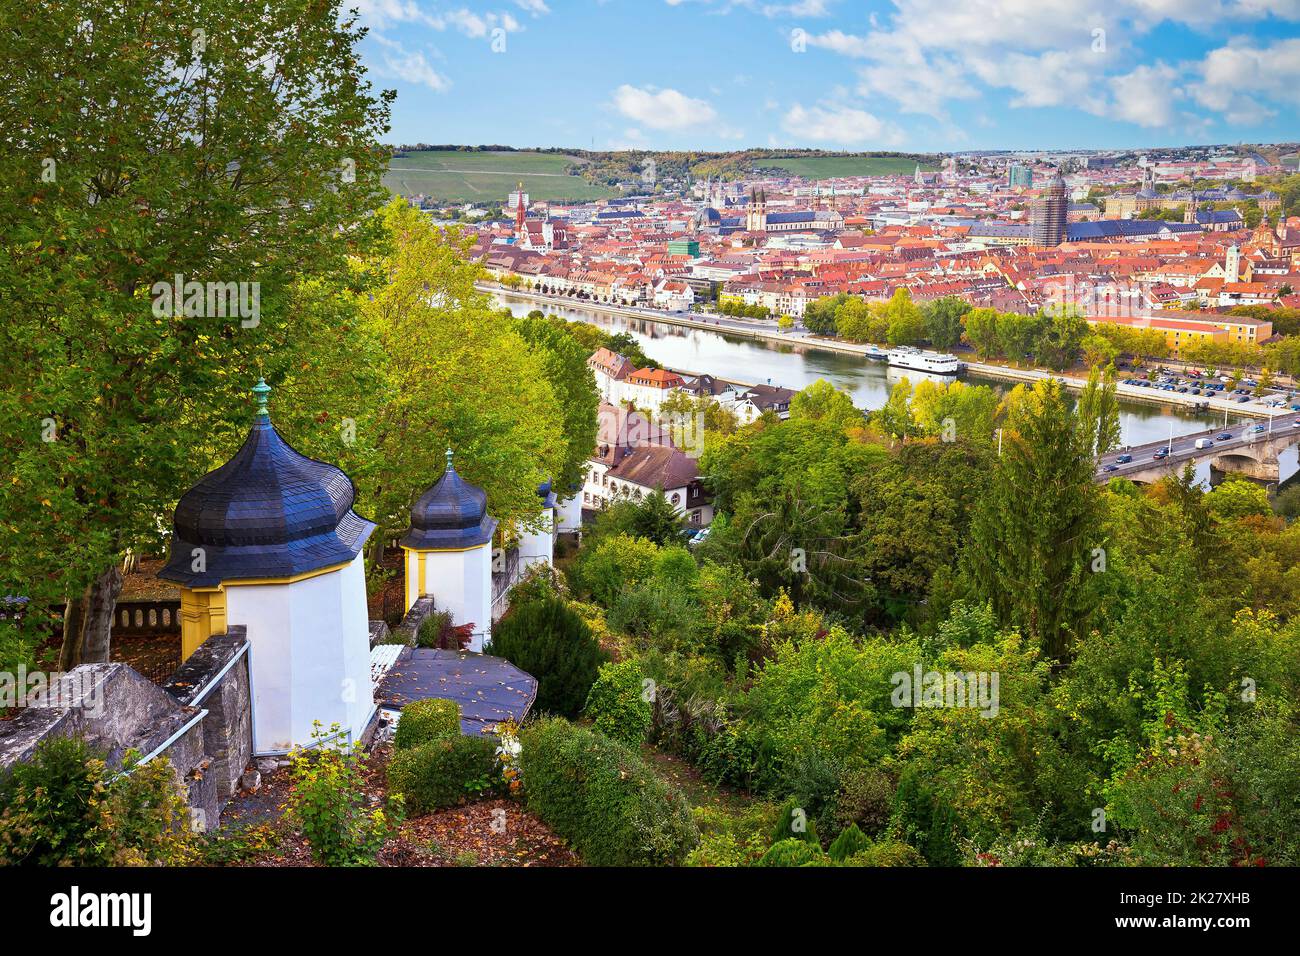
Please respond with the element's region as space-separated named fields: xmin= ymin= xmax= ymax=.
xmin=1184 ymin=194 xmax=1199 ymax=225
xmin=159 ymin=379 xmax=377 ymax=751
xmin=400 ymin=449 xmax=498 ymax=652
xmin=1225 ymin=244 xmax=1241 ymax=284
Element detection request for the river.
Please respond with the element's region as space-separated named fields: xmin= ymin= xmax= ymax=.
xmin=494 ymin=293 xmax=1298 ymax=487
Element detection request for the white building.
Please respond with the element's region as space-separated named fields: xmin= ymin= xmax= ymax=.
xmin=158 ymin=379 xmax=376 ymax=753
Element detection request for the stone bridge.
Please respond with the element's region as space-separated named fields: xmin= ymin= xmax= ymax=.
xmin=1097 ymin=414 xmax=1300 ymax=488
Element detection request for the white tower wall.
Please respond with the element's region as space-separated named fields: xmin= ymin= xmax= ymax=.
xmin=411 ymin=543 xmax=494 ymax=652
xmin=556 ymin=494 xmax=583 ymax=533
xmin=224 ymin=552 xmax=374 ymax=753
xmin=519 ymin=508 xmax=554 ymax=570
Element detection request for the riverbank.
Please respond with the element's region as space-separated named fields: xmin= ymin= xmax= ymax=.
xmin=485 ymin=285 xmax=1278 ymax=421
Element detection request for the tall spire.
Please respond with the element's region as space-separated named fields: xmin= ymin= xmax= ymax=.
xmin=445 ymin=446 xmax=455 ymax=473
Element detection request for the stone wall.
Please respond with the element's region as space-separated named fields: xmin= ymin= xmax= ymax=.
xmin=0 ymin=628 xmax=253 ymax=832
xmin=161 ymin=628 xmax=252 ymax=804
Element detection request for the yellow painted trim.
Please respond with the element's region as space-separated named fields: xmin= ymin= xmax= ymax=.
xmin=219 ymin=560 xmax=353 ymax=588
xmin=416 ymin=551 xmax=427 ymax=608
xmin=400 ymin=543 xmax=491 ymax=555
xmin=180 ymin=587 xmax=227 ymax=661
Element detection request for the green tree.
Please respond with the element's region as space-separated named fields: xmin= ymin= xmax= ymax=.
xmin=0 ymin=0 xmax=393 ymax=668
xmin=515 ymin=316 xmax=600 ymax=492
xmin=630 ymin=488 xmax=688 ymax=545
xmin=488 ymin=595 xmax=607 ymax=717
xmin=923 ymin=296 xmax=971 ymax=351
xmin=966 ymin=378 xmax=1109 ymax=660
xmin=356 ymin=200 xmax=566 ymax=552
xmin=963 ymin=307 xmax=1001 ymax=360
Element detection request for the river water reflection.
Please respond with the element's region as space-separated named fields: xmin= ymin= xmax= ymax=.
xmin=495 ymin=294 xmax=1298 ymax=487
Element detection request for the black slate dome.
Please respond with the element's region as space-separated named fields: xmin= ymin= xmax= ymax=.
xmin=159 ymin=380 xmax=375 ymax=588
xmin=537 ymin=479 xmax=557 ymax=509
xmin=399 ymin=449 xmax=498 ymax=551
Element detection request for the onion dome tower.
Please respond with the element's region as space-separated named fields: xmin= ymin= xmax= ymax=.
xmin=400 ymin=449 xmax=498 ymax=652
xmin=519 ymin=480 xmax=557 ymax=572
xmin=159 ymin=379 xmax=376 ymax=752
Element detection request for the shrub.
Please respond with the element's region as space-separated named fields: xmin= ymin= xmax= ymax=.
xmin=839 ymin=840 xmax=926 ymax=867
xmin=756 ymin=838 xmax=827 ymax=867
xmin=686 ymin=802 xmax=782 ymax=867
xmin=519 ymin=717 xmax=698 ymax=866
xmin=583 ymin=659 xmax=653 ymax=747
xmin=828 ymin=823 xmax=873 ymax=861
xmin=832 ymin=767 xmax=896 ymax=836
xmin=417 ymin=609 xmax=473 ymax=650
xmin=288 ymin=723 xmax=400 ymax=866
xmin=489 ymin=595 xmax=606 ymax=717
xmin=387 ymin=734 xmax=500 ymax=813
xmin=394 ymin=698 xmax=462 ymax=750
xmin=0 ymin=735 xmax=193 ymax=866
xmin=771 ymin=797 xmax=820 ymax=846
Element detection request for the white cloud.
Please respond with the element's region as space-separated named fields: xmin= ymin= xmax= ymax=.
xmin=1190 ymin=37 xmax=1300 ymax=123
xmin=781 ymin=101 xmax=902 ymax=145
xmin=372 ymin=36 xmax=451 ymax=91
xmin=514 ymin=0 xmax=551 ymax=13
xmin=803 ymin=2 xmax=1300 ymax=130
xmin=612 ymin=85 xmax=718 ymax=129
xmin=1108 ymin=62 xmax=1181 ymax=126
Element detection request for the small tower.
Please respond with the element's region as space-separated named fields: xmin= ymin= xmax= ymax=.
xmin=1225 ymin=244 xmax=1241 ymax=284
xmin=400 ymin=449 xmax=498 ymax=652
xmin=159 ymin=379 xmax=377 ymax=752
xmin=514 ymin=181 xmax=526 ymax=233
xmin=1184 ymin=194 xmax=1199 ymax=225
xmin=519 ymin=480 xmax=557 ymax=571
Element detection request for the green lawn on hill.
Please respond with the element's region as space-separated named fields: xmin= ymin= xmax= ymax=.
xmin=385 ymin=150 xmax=618 ymax=203
xmin=757 ymin=155 xmax=938 ymax=179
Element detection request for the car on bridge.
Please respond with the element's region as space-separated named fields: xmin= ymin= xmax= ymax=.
xmin=1153 ymin=448 xmax=1169 ymax=460
xmin=1116 ymin=453 xmax=1133 ymax=463
xmin=1102 ymin=463 xmax=1119 ymax=472
xmin=1217 ymin=432 xmax=1233 ymax=441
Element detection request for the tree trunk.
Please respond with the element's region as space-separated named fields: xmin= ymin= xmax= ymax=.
xmin=57 ymin=565 xmax=123 ymax=668
xmin=82 ymin=565 xmax=122 ymax=663
xmin=58 ymin=594 xmax=88 ymax=671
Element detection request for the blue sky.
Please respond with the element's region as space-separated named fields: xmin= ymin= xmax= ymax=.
xmin=354 ymin=0 xmax=1300 ymax=152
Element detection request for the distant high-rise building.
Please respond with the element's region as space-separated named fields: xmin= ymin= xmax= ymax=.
xmin=1031 ymin=170 xmax=1068 ymax=247
xmin=1007 ymin=164 xmax=1033 ymax=189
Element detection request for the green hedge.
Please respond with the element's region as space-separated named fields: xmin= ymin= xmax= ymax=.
xmin=583 ymin=659 xmax=653 ymax=747
xmin=387 ymin=735 xmax=499 ymax=813
xmin=519 ymin=718 xmax=698 ymax=866
xmin=394 ymin=698 xmax=462 ymax=750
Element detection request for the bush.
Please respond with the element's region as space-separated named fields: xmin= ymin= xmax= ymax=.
xmin=417 ymin=609 xmax=473 ymax=650
xmin=828 ymin=823 xmax=873 ymax=861
xmin=288 ymin=724 xmax=400 ymax=866
xmin=686 ymin=802 xmax=783 ymax=867
xmin=832 ymin=767 xmax=896 ymax=836
xmin=519 ymin=717 xmax=698 ymax=866
xmin=489 ymin=595 xmax=606 ymax=717
xmin=0 ymin=736 xmax=193 ymax=866
xmin=583 ymin=659 xmax=653 ymax=747
xmin=387 ymin=734 xmax=500 ymax=813
xmin=756 ymin=838 xmax=826 ymax=867
xmin=771 ymin=796 xmax=820 ymax=845
xmin=838 ymin=840 xmax=926 ymax=867
xmin=394 ymin=698 xmax=462 ymax=750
